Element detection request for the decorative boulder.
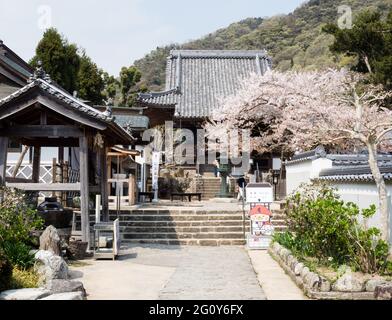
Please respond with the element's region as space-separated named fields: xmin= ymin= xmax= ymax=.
xmin=39 ymin=226 xmax=61 ymax=256
xmin=45 ymin=279 xmax=86 ymax=297
xmin=366 ymin=279 xmax=388 ymax=292
xmin=374 ymin=283 xmax=392 ymax=300
xmin=300 ymin=266 xmax=310 ymax=279
xmin=294 ymin=263 xmax=304 ymax=276
xmin=332 ymin=271 xmax=365 ymax=292
xmin=40 ymin=292 xmax=84 ymax=300
xmin=319 ymin=278 xmax=331 ymax=292
xmin=304 ymin=272 xmax=320 ymax=290
xmin=34 ymin=250 xmax=68 ymax=285
xmin=0 ymin=288 xmax=51 ymax=300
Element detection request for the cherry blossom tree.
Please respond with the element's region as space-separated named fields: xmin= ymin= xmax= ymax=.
xmin=205 ymin=69 xmax=392 ymax=242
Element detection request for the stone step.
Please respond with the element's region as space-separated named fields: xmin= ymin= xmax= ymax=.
xmin=97 ymin=210 xmax=245 ymax=216
xmin=121 ymin=226 xmax=250 ymax=233
xmin=122 ymin=232 xmax=246 ymax=240
xmin=121 ymin=238 xmax=246 ymax=246
xmin=117 ymin=220 xmax=249 ymax=227
xmin=111 ymin=214 xmax=246 ymax=222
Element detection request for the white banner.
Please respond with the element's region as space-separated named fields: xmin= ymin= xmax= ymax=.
xmin=151 ymin=151 xmax=160 ymax=191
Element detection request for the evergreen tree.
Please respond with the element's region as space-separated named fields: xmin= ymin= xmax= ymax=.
xmin=323 ymin=9 xmax=392 ymax=88
xmin=119 ymin=66 xmax=142 ymax=107
xmin=30 ymin=28 xmax=80 ymax=93
xmin=77 ymin=51 xmax=105 ymax=104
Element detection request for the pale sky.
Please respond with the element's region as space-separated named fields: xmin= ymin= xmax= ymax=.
xmin=0 ymin=0 xmax=305 ymax=76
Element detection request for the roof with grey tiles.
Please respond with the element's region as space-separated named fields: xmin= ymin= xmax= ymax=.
xmin=318 ymin=165 xmax=392 ymax=182
xmin=137 ymin=49 xmax=272 ymax=119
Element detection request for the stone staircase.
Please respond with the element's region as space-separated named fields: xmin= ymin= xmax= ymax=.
xmin=85 ymin=201 xmax=288 ymax=246
xmin=197 ymin=177 xmax=236 ymax=200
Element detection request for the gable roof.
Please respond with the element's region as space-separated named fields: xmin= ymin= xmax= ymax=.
xmin=0 ymin=68 xmax=134 ymax=144
xmin=0 ymin=40 xmax=33 ymax=86
xmin=138 ymin=49 xmax=271 ymax=119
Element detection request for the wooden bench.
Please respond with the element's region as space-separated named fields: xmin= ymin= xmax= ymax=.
xmin=171 ymin=192 xmax=202 ymax=202
xmin=138 ymin=192 xmax=154 ymax=202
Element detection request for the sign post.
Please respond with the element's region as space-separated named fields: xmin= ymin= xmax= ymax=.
xmin=245 ymin=183 xmax=274 ymax=250
xmin=151 ymin=151 xmax=160 ymax=203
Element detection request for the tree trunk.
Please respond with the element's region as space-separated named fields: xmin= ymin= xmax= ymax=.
xmin=367 ymin=142 xmax=390 ymax=243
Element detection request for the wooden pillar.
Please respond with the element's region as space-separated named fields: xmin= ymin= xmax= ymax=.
xmin=99 ymin=146 xmax=109 ymax=222
xmin=0 ymin=137 xmax=9 ymax=187
xmin=32 ymin=146 xmax=41 ymax=183
xmin=128 ymin=174 xmax=135 ymax=205
xmin=79 ymin=136 xmax=90 ymax=247
xmin=52 ymin=158 xmax=57 ymax=197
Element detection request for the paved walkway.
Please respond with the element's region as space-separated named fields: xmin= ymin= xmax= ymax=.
xmin=248 ymin=250 xmax=308 ymax=300
xmin=69 ymin=245 xmax=266 ymax=300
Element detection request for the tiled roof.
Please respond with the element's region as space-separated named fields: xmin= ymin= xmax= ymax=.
xmin=137 ymin=49 xmax=272 ymax=118
xmin=318 ymin=165 xmax=392 ymax=182
xmin=285 ymin=146 xmax=327 ymax=165
xmin=0 ymin=78 xmax=113 ymax=122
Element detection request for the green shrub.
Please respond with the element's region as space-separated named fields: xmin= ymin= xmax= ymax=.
xmin=10 ymin=267 xmax=39 ymax=289
xmin=0 ymin=187 xmax=43 ymax=245
xmin=2 ymin=242 xmax=36 ymax=270
xmin=0 ymin=249 xmax=12 ymax=292
xmin=281 ymin=182 xmax=391 ymax=274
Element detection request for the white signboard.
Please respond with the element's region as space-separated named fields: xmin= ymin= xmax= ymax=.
xmin=247 ymin=234 xmax=272 ymax=249
xmin=151 ymin=151 xmax=160 ymax=191
xmin=246 ymin=183 xmax=273 ymax=203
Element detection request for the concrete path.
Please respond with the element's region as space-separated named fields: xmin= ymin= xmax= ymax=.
xmin=69 ymin=245 xmax=266 ymax=300
xmin=248 ymin=250 xmax=308 ymax=300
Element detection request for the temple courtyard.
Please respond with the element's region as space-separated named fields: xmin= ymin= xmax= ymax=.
xmin=68 ymin=244 xmax=306 ymax=300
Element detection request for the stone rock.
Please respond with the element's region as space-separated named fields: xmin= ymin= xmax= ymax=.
xmin=279 ymin=248 xmax=290 ymax=260
xmin=304 ymin=272 xmax=320 ymax=290
xmin=0 ymin=288 xmax=51 ymax=300
xmin=290 ymin=257 xmax=298 ymax=271
xmin=374 ymin=283 xmax=392 ymax=300
xmin=332 ymin=271 xmax=365 ymax=292
xmin=34 ymin=250 xmax=68 ymax=284
xmin=40 ymin=226 xmax=61 ymax=256
xmin=294 ymin=262 xmax=304 ymax=276
xmin=45 ymin=279 xmax=86 ymax=297
xmin=272 ymin=242 xmax=281 ymax=253
xmin=366 ymin=279 xmax=388 ymax=292
xmin=286 ymin=254 xmax=294 ymax=266
xmin=40 ymin=292 xmax=84 ymax=300
xmin=319 ymin=278 xmax=331 ymax=292
xmin=300 ymin=266 xmax=310 ymax=279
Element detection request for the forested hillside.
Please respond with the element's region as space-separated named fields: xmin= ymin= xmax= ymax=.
xmin=134 ymin=0 xmax=390 ymax=91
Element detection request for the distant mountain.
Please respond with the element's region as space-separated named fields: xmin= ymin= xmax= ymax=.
xmin=133 ymin=0 xmax=390 ymax=92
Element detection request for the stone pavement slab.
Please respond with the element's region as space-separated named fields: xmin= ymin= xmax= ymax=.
xmin=158 ymin=246 xmax=266 ymax=300
xmin=248 ymin=250 xmax=308 ymax=300
xmin=70 ymin=245 xmax=266 ymax=300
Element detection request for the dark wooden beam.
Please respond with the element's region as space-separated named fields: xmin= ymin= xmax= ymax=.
xmin=32 ymin=146 xmax=41 ymax=183
xmin=40 ymin=110 xmax=47 ymax=125
xmin=79 ymin=135 xmax=90 ymax=247
xmin=6 ymin=182 xmax=81 ymax=191
xmin=21 ymin=138 xmax=79 ymax=147
xmin=0 ymin=137 xmax=8 ymax=187
xmin=0 ymin=125 xmax=83 ymax=138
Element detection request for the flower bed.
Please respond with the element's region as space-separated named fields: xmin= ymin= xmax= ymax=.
xmin=269 ymin=241 xmax=392 ymax=300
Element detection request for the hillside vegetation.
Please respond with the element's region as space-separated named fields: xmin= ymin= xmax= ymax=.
xmin=134 ymin=0 xmax=390 ymax=91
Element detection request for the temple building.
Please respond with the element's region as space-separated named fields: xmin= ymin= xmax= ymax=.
xmin=136 ymin=50 xmax=283 ymax=197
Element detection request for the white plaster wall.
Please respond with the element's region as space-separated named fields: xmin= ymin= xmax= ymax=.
xmin=286 ymin=158 xmax=333 ymax=195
